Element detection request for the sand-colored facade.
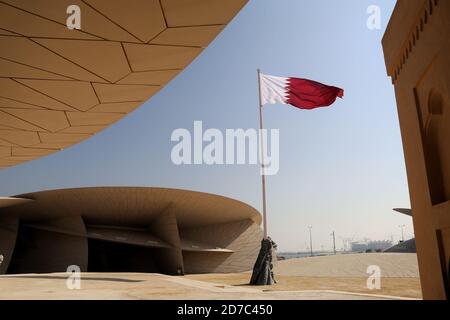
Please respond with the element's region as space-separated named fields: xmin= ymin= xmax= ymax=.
xmin=383 ymin=0 xmax=450 ymax=299
xmin=0 ymin=187 xmax=262 ymax=275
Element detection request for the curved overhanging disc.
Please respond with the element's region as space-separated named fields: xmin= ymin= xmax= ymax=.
xmin=0 ymin=0 xmax=248 ymax=169
xmin=0 ymin=197 xmax=33 ymax=208
xmin=393 ymin=208 xmax=412 ymax=216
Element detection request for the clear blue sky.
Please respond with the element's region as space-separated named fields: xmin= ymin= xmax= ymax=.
xmin=0 ymin=0 xmax=412 ymax=251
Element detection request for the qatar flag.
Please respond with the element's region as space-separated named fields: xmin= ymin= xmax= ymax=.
xmin=259 ymin=73 xmax=344 ymax=110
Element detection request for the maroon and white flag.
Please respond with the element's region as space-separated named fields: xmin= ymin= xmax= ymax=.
xmin=259 ymin=73 xmax=344 ymax=110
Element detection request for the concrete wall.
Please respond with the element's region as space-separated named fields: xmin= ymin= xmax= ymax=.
xmin=148 ymin=208 xmax=184 ymax=275
xmin=2 ymin=216 xmax=261 ymax=275
xmin=181 ymin=219 xmax=263 ymax=274
xmin=382 ymin=0 xmax=450 ymax=299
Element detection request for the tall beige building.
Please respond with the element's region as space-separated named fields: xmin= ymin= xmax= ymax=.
xmin=383 ymin=0 xmax=450 ymax=299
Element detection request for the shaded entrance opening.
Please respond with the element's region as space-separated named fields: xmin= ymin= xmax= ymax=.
xmin=8 ymin=223 xmax=87 ymax=274
xmin=88 ymin=239 xmax=163 ymax=273
xmin=7 ymin=224 xmax=36 ymax=274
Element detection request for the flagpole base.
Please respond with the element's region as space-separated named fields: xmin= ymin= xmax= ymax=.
xmin=249 ymin=237 xmax=277 ymax=286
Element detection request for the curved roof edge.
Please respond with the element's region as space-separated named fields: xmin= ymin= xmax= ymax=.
xmin=6 ymin=186 xmax=261 ymax=227
xmin=0 ymin=197 xmax=33 ymax=209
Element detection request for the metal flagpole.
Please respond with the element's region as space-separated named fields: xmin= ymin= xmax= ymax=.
xmin=250 ymin=69 xmax=276 ymax=285
xmin=257 ymin=68 xmax=268 ymax=239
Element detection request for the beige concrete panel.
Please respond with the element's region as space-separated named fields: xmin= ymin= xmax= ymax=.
xmin=0 ymin=58 xmax=69 ymax=80
xmin=88 ymin=102 xmax=142 ymax=113
xmin=0 ymin=79 xmax=76 ymax=111
xmin=35 ymin=39 xmax=131 ymax=83
xmin=0 ymin=146 xmax=10 ymax=158
xmin=0 ymin=3 xmax=98 ymax=40
xmin=86 ymin=226 xmax=171 ymax=249
xmin=0 ymin=125 xmax=15 ymax=131
xmin=0 ymin=29 xmax=18 ymax=36
xmin=181 ymin=238 xmax=233 ymax=252
xmin=38 ymin=132 xmax=90 ymax=144
xmin=66 ymin=112 xmax=123 ymax=126
xmin=0 ymin=129 xmax=40 ymax=147
xmin=0 ymin=158 xmax=22 ymax=168
xmin=182 ymin=251 xmax=231 ymax=274
xmin=1 ymin=109 xmax=69 ymax=132
xmin=43 ymin=216 xmax=87 ymax=235
xmin=84 ymin=0 xmax=166 ymax=43
xmin=181 ymin=220 xmax=262 ymax=274
xmin=0 ymin=111 xmax=45 ymax=132
xmin=17 ymin=80 xmax=99 ymax=111
xmin=0 ymin=36 xmax=105 ymax=82
xmin=151 ymin=25 xmax=224 ymax=47
xmin=2 ymin=0 xmax=141 ymax=42
xmin=0 ymin=218 xmax=18 ymax=274
xmin=59 ymin=125 xmax=107 ymax=134
xmin=27 ymin=143 xmax=67 ymax=150
xmin=0 ymin=139 xmax=16 ymax=147
xmin=147 ymin=209 xmax=181 ymax=249
xmin=93 ymin=83 xmax=159 ymax=103
xmin=0 ymin=105 xmax=44 ymax=112
xmin=117 ymin=70 xmax=180 ymax=85
xmin=17 ymin=222 xmax=171 ymax=252
xmin=5 ymin=155 xmax=40 ymax=162
xmin=148 ymin=209 xmax=184 ymax=275
xmin=11 ymin=147 xmax=56 ymax=157
xmin=0 ymin=97 xmax=47 ymax=110
xmin=152 ymin=248 xmax=184 ymax=275
xmin=123 ymin=43 xmax=202 ymax=71
xmin=161 ymin=0 xmax=247 ymax=27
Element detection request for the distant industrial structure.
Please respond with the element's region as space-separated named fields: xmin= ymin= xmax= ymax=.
xmin=350 ymin=240 xmax=393 ymax=253
xmin=385 ymin=238 xmax=416 ymax=253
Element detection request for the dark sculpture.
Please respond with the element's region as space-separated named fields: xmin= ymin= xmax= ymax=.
xmin=249 ymin=237 xmax=277 ymax=285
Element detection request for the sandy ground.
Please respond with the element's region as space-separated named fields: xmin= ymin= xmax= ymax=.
xmin=0 ymin=253 xmax=422 ymax=300
xmin=187 ymin=253 xmax=422 ymax=299
xmin=187 ymin=274 xmax=421 ymax=299
xmin=275 ymin=253 xmax=419 ymax=277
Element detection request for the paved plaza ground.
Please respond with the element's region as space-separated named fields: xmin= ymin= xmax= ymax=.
xmin=0 ymin=253 xmax=421 ymax=300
